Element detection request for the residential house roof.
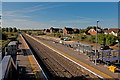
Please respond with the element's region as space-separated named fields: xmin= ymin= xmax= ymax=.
xmin=65 ymin=27 xmax=74 ymax=31
xmin=109 ymin=28 xmax=120 ymax=33
xmin=91 ymin=27 xmax=102 ymax=33
xmin=104 ymin=28 xmax=120 ymax=33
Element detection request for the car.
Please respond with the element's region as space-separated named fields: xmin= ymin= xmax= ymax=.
xmin=61 ymin=37 xmax=65 ymax=40
xmin=100 ymin=46 xmax=110 ymax=50
xmin=64 ymin=37 xmax=71 ymax=41
xmin=61 ymin=37 xmax=70 ymax=41
xmin=61 ymin=37 xmax=71 ymax=41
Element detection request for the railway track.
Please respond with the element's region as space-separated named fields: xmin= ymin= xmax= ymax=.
xmin=23 ymin=34 xmax=101 ymax=80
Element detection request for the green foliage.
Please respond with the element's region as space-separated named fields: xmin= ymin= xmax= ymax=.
xmin=97 ymin=33 xmax=106 ymax=45
xmin=2 ymin=33 xmax=8 ymax=40
xmin=13 ymin=27 xmax=17 ymax=32
xmin=6 ymin=28 xmax=8 ymax=32
xmin=86 ymin=26 xmax=93 ymax=32
xmin=90 ymin=35 xmax=96 ymax=43
xmin=36 ymin=31 xmax=45 ymax=35
xmin=2 ymin=28 xmax=6 ymax=32
xmin=79 ymin=29 xmax=86 ymax=33
xmin=8 ymin=27 xmax=12 ymax=32
xmin=79 ymin=35 xmax=86 ymax=41
xmin=106 ymin=34 xmax=117 ymax=46
xmin=2 ymin=39 xmax=11 ymax=48
xmin=55 ymin=33 xmax=61 ymax=38
xmin=59 ymin=30 xmax=63 ymax=33
xmin=83 ymin=35 xmax=95 ymax=43
xmin=2 ymin=27 xmax=18 ymax=32
xmin=117 ymin=32 xmax=120 ymax=41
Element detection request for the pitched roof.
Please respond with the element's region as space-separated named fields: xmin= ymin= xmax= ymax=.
xmin=90 ymin=27 xmax=102 ymax=33
xmin=65 ymin=27 xmax=73 ymax=31
xmin=104 ymin=30 xmax=111 ymax=33
xmin=91 ymin=27 xmax=101 ymax=31
xmin=109 ymin=28 xmax=120 ymax=33
xmin=50 ymin=27 xmax=61 ymax=32
xmin=104 ymin=28 xmax=120 ymax=33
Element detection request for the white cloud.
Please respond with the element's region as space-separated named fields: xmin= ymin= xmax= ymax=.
xmin=14 ymin=19 xmax=28 ymax=21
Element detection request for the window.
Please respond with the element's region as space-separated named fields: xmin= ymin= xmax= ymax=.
xmin=91 ymin=29 xmax=94 ymax=32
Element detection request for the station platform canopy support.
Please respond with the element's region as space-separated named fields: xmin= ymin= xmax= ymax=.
xmin=99 ymin=50 xmax=120 ymax=62
xmin=72 ymin=42 xmax=120 ymax=65
xmin=72 ymin=42 xmax=93 ymax=54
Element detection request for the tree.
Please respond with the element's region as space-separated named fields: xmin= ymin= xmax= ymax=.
xmin=106 ymin=34 xmax=117 ymax=46
xmin=91 ymin=35 xmax=96 ymax=43
xmin=117 ymin=32 xmax=120 ymax=41
xmin=55 ymin=33 xmax=61 ymax=38
xmin=13 ymin=27 xmax=17 ymax=32
xmin=86 ymin=26 xmax=93 ymax=32
xmin=97 ymin=33 xmax=106 ymax=45
xmin=2 ymin=33 xmax=8 ymax=40
xmin=79 ymin=29 xmax=86 ymax=33
xmin=59 ymin=30 xmax=63 ymax=33
xmin=6 ymin=28 xmax=8 ymax=32
xmin=79 ymin=35 xmax=86 ymax=41
xmin=8 ymin=27 xmax=12 ymax=32
xmin=2 ymin=28 xmax=5 ymax=32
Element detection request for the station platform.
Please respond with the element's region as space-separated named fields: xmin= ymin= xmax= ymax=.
xmin=17 ymin=34 xmax=47 ymax=80
xmin=26 ymin=34 xmax=120 ymax=80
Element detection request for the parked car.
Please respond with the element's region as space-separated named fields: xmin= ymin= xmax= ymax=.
xmin=61 ymin=37 xmax=71 ymax=41
xmin=100 ymin=46 xmax=110 ymax=50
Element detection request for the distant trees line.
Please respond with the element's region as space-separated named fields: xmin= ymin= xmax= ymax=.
xmin=1 ymin=27 xmax=19 ymax=40
xmin=2 ymin=27 xmax=18 ymax=32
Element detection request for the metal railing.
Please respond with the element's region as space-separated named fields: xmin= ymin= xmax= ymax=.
xmin=0 ymin=55 xmax=17 ymax=80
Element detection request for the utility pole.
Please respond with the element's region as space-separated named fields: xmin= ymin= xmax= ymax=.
xmin=95 ymin=20 xmax=99 ymax=65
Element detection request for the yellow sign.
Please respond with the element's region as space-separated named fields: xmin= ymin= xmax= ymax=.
xmin=109 ymin=65 xmax=116 ymax=73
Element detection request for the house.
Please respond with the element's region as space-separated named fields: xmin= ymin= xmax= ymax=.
xmin=41 ymin=29 xmax=46 ymax=33
xmin=104 ymin=28 xmax=120 ymax=36
xmin=73 ymin=28 xmax=79 ymax=34
xmin=63 ymin=27 xmax=74 ymax=34
xmin=82 ymin=32 xmax=90 ymax=35
xmin=88 ymin=27 xmax=102 ymax=35
xmin=44 ymin=29 xmax=50 ymax=33
xmin=50 ymin=27 xmax=61 ymax=33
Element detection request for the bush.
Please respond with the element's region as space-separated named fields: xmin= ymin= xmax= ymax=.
xmin=97 ymin=33 xmax=106 ymax=45
xmin=2 ymin=33 xmax=8 ymax=40
xmin=55 ymin=33 xmax=61 ymax=38
xmin=90 ymin=35 xmax=96 ymax=43
xmin=106 ymin=34 xmax=117 ymax=46
xmin=79 ymin=35 xmax=86 ymax=41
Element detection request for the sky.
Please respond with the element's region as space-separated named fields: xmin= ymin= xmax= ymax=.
xmin=2 ymin=0 xmax=120 ymax=2
xmin=2 ymin=2 xmax=118 ymax=29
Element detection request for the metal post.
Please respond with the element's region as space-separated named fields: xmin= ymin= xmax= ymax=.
xmin=95 ymin=20 xmax=99 ymax=65
xmin=118 ymin=41 xmax=120 ymax=63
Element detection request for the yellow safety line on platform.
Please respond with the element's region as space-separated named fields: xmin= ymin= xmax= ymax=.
xmin=28 ymin=35 xmax=114 ymax=79
xmin=20 ymin=34 xmax=38 ymax=80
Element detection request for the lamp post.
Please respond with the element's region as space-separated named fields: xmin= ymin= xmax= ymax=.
xmin=118 ymin=40 xmax=120 ymax=63
xmin=116 ymin=40 xmax=120 ymax=63
xmin=95 ymin=20 xmax=99 ymax=65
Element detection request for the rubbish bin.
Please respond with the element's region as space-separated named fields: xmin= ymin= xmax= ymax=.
xmin=85 ymin=50 xmax=88 ymax=55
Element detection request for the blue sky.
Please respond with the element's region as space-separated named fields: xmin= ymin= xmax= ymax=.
xmin=3 ymin=2 xmax=118 ymax=29
xmin=3 ymin=0 xmax=120 ymax=2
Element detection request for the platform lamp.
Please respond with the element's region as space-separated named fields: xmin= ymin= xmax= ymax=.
xmin=95 ymin=20 xmax=99 ymax=65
